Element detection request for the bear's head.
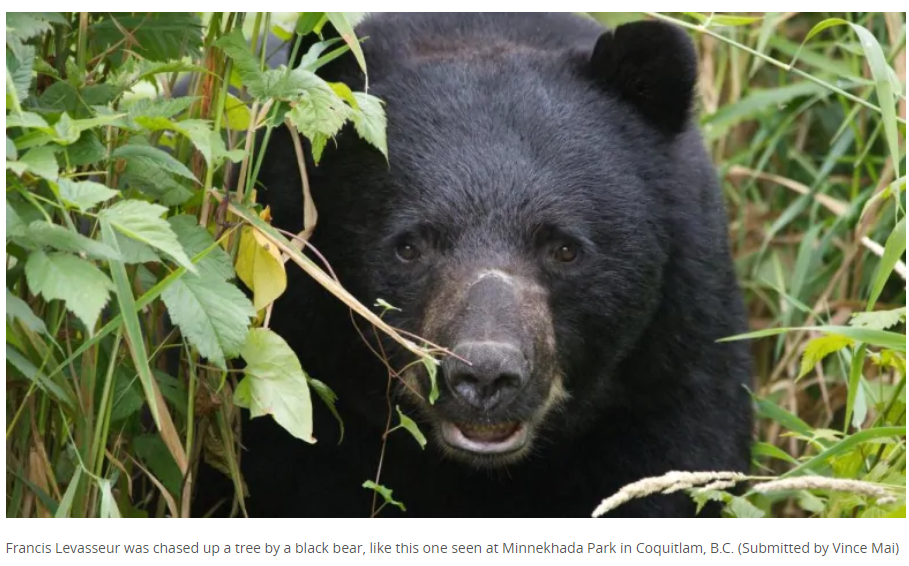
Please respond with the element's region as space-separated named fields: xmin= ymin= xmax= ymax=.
xmin=266 ymin=16 xmax=702 ymax=467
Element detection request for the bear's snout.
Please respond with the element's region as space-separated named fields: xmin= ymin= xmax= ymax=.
xmin=443 ymin=341 xmax=529 ymax=410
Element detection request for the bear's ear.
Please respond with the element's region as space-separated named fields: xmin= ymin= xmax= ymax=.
xmin=588 ymin=20 xmax=698 ymax=135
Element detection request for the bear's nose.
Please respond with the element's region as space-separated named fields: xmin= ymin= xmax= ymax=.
xmin=443 ymin=342 xmax=529 ymax=410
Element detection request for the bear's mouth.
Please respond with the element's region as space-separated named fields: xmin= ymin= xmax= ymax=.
xmin=440 ymin=421 xmax=527 ymax=454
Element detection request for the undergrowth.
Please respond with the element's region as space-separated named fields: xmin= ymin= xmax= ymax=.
xmin=5 ymin=12 xmax=907 ymax=518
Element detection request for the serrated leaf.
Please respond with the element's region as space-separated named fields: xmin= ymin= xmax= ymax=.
xmin=215 ymin=30 xmax=266 ymax=95
xmin=361 ymin=480 xmax=405 ymax=512
xmin=62 ymin=130 xmax=107 ymax=166
xmin=99 ymin=200 xmax=194 ymax=271
xmin=18 ymin=146 xmax=59 ymax=180
xmin=52 ymin=113 xmax=80 ymax=145
xmin=5 ymin=111 xmax=49 ymax=130
xmin=235 ymin=328 xmax=314 ymax=442
xmin=112 ymin=144 xmax=197 ymax=183
xmin=21 ymin=221 xmax=119 ymax=260
xmin=235 ymin=226 xmax=287 ymax=310
xmin=851 ymin=307 xmax=906 ymax=331
xmin=727 ymin=495 xmax=765 ymax=518
xmin=286 ymin=70 xmax=352 ymax=141
xmin=55 ymin=178 xmax=118 ymax=211
xmin=798 ymin=335 xmax=854 ymax=379
xmin=6 ymin=289 xmax=47 ymax=334
xmin=113 ymin=231 xmax=159 ymax=264
xmin=6 ymin=201 xmax=27 ymax=239
xmin=168 ymin=215 xmax=233 ymax=280
xmin=24 ymin=250 xmax=114 ymax=332
xmin=395 ymin=405 xmax=426 ymax=449
xmin=89 ymin=13 xmax=203 ymax=64
xmin=162 ymin=274 xmax=254 ymax=369
xmin=6 ymin=43 xmax=35 ymax=102
xmin=351 ymin=92 xmax=387 ymax=158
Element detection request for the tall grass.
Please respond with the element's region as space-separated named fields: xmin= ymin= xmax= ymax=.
xmin=5 ymin=12 xmax=906 ymax=518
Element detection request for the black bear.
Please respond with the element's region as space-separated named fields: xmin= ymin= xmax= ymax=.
xmin=207 ymin=12 xmax=753 ymax=518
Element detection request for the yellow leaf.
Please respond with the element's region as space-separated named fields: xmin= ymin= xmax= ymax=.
xmin=235 ymin=226 xmax=287 ymax=310
xmin=798 ymin=334 xmax=854 ymax=379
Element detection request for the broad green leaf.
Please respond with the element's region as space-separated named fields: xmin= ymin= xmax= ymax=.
xmin=5 ymin=111 xmax=49 ymax=130
xmin=798 ymin=335 xmax=854 ymax=379
xmin=63 ymin=130 xmax=107 ymax=167
xmin=55 ymin=178 xmax=118 ymax=211
xmin=851 ymin=307 xmax=906 ymax=331
xmin=235 ymin=226 xmax=287 ymax=310
xmin=168 ymin=215 xmax=233 ymax=280
xmin=99 ymin=200 xmax=195 ymax=271
xmin=6 ymin=43 xmax=35 ymax=102
xmin=235 ymin=328 xmax=314 ymax=442
xmin=361 ymin=480 xmax=405 ymax=512
xmin=224 ymin=93 xmax=251 ymax=130
xmin=18 ymin=146 xmax=59 ymax=180
xmin=162 ymin=274 xmax=255 ymax=369
xmin=395 ymin=406 xmax=427 ymax=449
xmin=113 ymin=231 xmax=159 ymax=264
xmin=112 ymin=144 xmax=197 ymax=183
xmin=285 ymin=70 xmax=352 ymax=141
xmin=351 ymin=92 xmax=387 ymax=158
xmin=21 ymin=220 xmax=119 ymax=260
xmin=727 ymin=495 xmax=765 ymax=518
xmin=866 ymin=217 xmax=906 ymax=310
xmin=89 ymin=13 xmax=203 ymax=64
xmin=24 ymin=250 xmax=114 ymax=332
xmin=6 ymin=201 xmax=27 ymax=238
xmin=6 ymin=135 xmax=17 ymax=160
xmin=215 ymin=30 xmax=266 ymax=95
xmin=52 ymin=113 xmax=80 ymax=145
xmin=6 ymin=289 xmax=47 ymax=334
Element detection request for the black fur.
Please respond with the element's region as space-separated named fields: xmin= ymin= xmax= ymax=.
xmin=195 ymin=13 xmax=752 ymax=518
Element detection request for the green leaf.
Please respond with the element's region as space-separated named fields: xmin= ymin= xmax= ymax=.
xmin=295 ymin=12 xmax=326 ymax=35
xmin=98 ymin=479 xmax=122 ymax=518
xmin=702 ymin=82 xmax=826 ymax=141
xmin=167 ymin=215 xmax=233 ymax=280
xmin=5 ymin=111 xmax=48 ymax=130
xmin=285 ymin=70 xmax=352 ymax=141
xmin=423 ymin=355 xmax=440 ymax=404
xmin=683 ymin=13 xmax=763 ymax=27
xmin=6 ymin=200 xmax=27 ymax=239
xmin=21 ymin=221 xmax=119 ymax=260
xmin=781 ymin=426 xmax=906 ymax=478
xmin=52 ymin=113 xmax=80 ymax=145
xmin=235 ymin=328 xmax=314 ymax=442
xmin=112 ymin=144 xmax=197 ymax=183
xmin=6 ymin=135 xmax=17 ymax=160
xmin=223 ymin=94 xmax=251 ymax=130
xmin=798 ymin=335 xmax=854 ymax=379
xmin=54 ymin=467 xmax=82 ymax=519
xmin=215 ymin=30 xmax=266 ymax=95
xmin=720 ymin=325 xmax=906 ymax=353
xmin=18 ymin=146 xmax=59 ymax=180
xmin=395 ymin=406 xmax=427 ymax=449
xmin=63 ymin=130 xmax=107 ymax=167
xmin=99 ymin=200 xmax=195 ymax=271
xmin=113 ymin=232 xmax=159 ymax=264
xmin=55 ymin=178 xmax=118 ymax=211
xmin=310 ymin=378 xmax=344 ymax=443
xmin=24 ymin=250 xmax=114 ymax=332
xmin=361 ymin=480 xmax=405 ymax=513
xmin=351 ymin=93 xmax=387 ymax=158
xmin=851 ymin=307 xmax=906 ymax=331
xmin=727 ymin=496 xmax=766 ymax=518
xmin=6 ymin=289 xmax=47 ymax=334
xmin=6 ymin=43 xmax=35 ymax=102
xmin=162 ymin=274 xmax=254 ymax=369
xmin=866 ymin=217 xmax=906 ymax=311
xmin=326 ymin=13 xmax=367 ymax=75
xmin=89 ymin=13 xmax=203 ymax=64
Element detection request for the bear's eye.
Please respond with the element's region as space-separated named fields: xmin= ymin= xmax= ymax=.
xmin=553 ymin=243 xmax=578 ymax=263
xmin=396 ymin=243 xmax=421 ymax=263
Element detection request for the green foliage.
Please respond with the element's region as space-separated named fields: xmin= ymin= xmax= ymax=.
xmin=5 ymin=11 xmax=905 ymax=519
